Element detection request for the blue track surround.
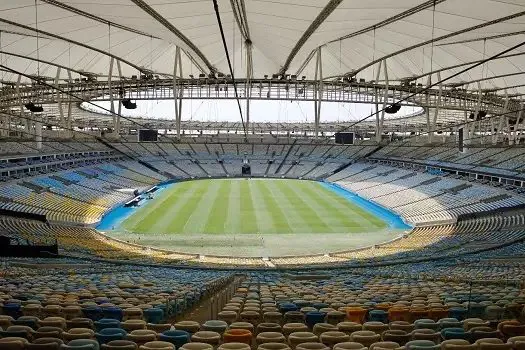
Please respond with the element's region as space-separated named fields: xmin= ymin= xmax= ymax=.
xmin=97 ymin=179 xmax=412 ymax=232
xmin=96 ymin=182 xmax=173 ymax=231
xmin=321 ymin=182 xmax=412 ymax=230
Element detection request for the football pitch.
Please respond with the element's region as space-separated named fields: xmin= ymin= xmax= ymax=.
xmin=120 ymin=178 xmax=388 ymax=235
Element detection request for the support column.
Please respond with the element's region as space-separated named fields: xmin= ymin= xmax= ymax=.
xmin=67 ymin=70 xmax=73 ymax=138
xmin=470 ymin=82 xmax=483 ymax=144
xmin=425 ymin=75 xmax=431 ymax=143
xmin=173 ymin=46 xmax=183 ymax=138
xmin=245 ymin=40 xmax=253 ymax=135
xmin=505 ymin=116 xmax=512 ymax=145
xmin=16 ymin=74 xmax=30 ymax=136
xmin=116 ymin=60 xmax=123 ymax=135
xmin=431 ymin=72 xmax=442 ymax=144
xmin=514 ymin=98 xmax=524 ymax=145
xmin=55 ymin=67 xmax=65 ymax=138
xmin=108 ymin=57 xmax=115 ymax=134
xmin=462 ymin=110 xmax=468 ymax=152
xmin=495 ymin=90 xmax=509 ymax=145
xmin=374 ymin=60 xmax=382 ymax=143
xmin=34 ymin=112 xmax=42 ymax=150
xmin=1 ymin=89 xmax=10 ymax=137
xmin=313 ymin=47 xmax=323 ymax=139
xmin=379 ymin=60 xmax=388 ymax=142
xmin=490 ymin=117 xmax=495 ymax=144
xmin=67 ymin=96 xmax=72 ymax=138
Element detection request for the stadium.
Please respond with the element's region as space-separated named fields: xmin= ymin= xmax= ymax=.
xmin=0 ymin=1 xmax=524 ymax=349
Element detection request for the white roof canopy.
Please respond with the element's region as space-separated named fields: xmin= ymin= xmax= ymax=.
xmin=0 ymin=0 xmax=524 ymax=96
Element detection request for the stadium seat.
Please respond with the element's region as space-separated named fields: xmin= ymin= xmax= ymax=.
xmin=100 ymin=340 xmax=138 ymax=350
xmin=158 ymin=330 xmax=190 ymax=348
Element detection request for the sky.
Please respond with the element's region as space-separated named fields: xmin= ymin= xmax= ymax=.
xmin=82 ymin=99 xmax=423 ymax=123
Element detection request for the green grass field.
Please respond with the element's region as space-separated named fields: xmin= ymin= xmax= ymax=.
xmin=121 ymin=179 xmax=387 ymax=235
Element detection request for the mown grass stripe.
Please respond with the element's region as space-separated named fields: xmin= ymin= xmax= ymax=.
xmin=274 ymin=180 xmax=333 ymax=233
xmin=119 ymin=178 xmax=389 ymax=236
xmin=292 ymin=181 xmax=364 ymax=231
xmin=257 ymin=180 xmax=294 ymax=233
xmin=161 ymin=181 xmax=210 ymax=233
xmin=224 ymin=179 xmax=241 ymax=234
xmin=249 ymin=180 xmax=276 ymax=234
xmin=123 ymin=184 xmax=190 ymax=232
xmin=311 ymin=182 xmax=387 ymax=228
xmin=182 ymin=181 xmax=222 ymax=233
xmin=203 ymin=180 xmax=230 ymax=234
xmin=240 ymin=180 xmax=258 ymax=233
xmin=264 ymin=181 xmax=314 ymax=233
xmin=296 ymin=181 xmax=367 ymax=232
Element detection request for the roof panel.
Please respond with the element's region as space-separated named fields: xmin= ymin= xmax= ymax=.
xmin=0 ymin=0 xmax=520 ymax=91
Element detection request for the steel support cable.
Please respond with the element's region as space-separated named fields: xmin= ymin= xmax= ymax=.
xmin=230 ymin=0 xmax=248 ymax=39
xmin=0 ymin=18 xmax=149 ymax=75
xmin=278 ymin=0 xmax=344 ymax=75
xmin=346 ymin=10 xmax=525 ymax=79
xmin=212 ymin=0 xmax=248 ymax=140
xmin=130 ymin=0 xmax=217 ymax=74
xmin=294 ymin=0 xmax=447 ymax=77
xmin=331 ymin=39 xmax=525 ymax=136
xmin=327 ymin=0 xmax=448 ymax=45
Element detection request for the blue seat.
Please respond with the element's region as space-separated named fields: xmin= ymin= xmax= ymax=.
xmin=438 ymin=318 xmax=462 ymax=329
xmin=467 ymin=304 xmax=486 ymax=319
xmin=0 ymin=329 xmax=31 ymax=340
xmin=95 ymin=318 xmax=121 ymax=332
xmin=159 ymin=330 xmax=190 ymax=348
xmin=102 ymin=307 xmax=123 ymax=321
xmin=153 ymin=304 xmax=168 ymax=317
xmin=305 ymin=311 xmax=326 ymax=329
xmin=369 ymin=309 xmax=389 ymax=323
xmin=12 ymin=316 xmax=39 ymax=330
xmin=95 ymin=328 xmax=127 ymax=344
xmin=312 ymin=303 xmax=329 ymax=310
xmin=293 ymin=300 xmax=311 ymax=308
xmin=83 ymin=306 xmax=103 ymax=321
xmin=3 ymin=303 xmax=21 ymax=319
xmin=279 ymin=303 xmax=298 ymax=313
xmin=449 ymin=307 xmax=467 ymax=321
xmin=144 ymin=308 xmax=164 ymax=324
xmin=441 ymin=327 xmax=470 ymax=340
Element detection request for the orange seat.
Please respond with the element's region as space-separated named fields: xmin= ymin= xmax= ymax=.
xmin=388 ymin=308 xmax=410 ymax=322
xmin=409 ymin=309 xmax=429 ymax=323
xmin=345 ymin=308 xmax=367 ymax=324
xmin=499 ymin=321 xmax=525 ymax=340
xmin=223 ymin=329 xmax=253 ymax=345
xmin=375 ymin=304 xmax=392 ymax=312
xmin=428 ymin=308 xmax=449 ymax=322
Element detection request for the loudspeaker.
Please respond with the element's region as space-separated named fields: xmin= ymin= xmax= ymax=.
xmin=335 ymin=132 xmax=354 ymax=145
xmin=138 ymin=129 xmax=158 ymax=142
